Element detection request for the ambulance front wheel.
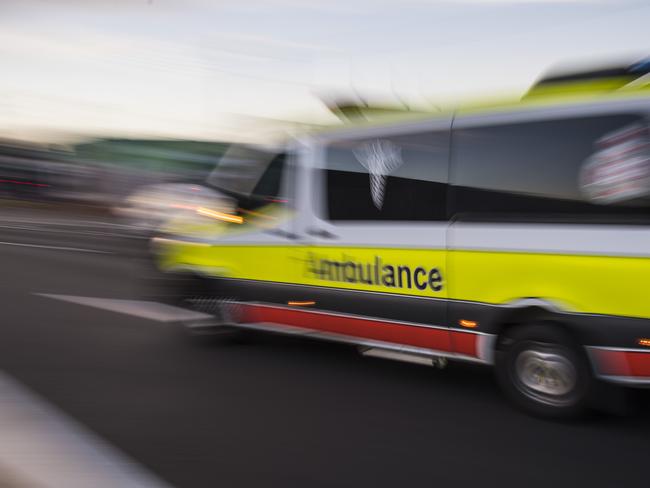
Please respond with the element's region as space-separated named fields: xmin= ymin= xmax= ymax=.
xmin=495 ymin=323 xmax=592 ymax=418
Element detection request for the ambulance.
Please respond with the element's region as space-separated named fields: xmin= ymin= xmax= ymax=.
xmin=151 ymin=67 xmax=650 ymax=417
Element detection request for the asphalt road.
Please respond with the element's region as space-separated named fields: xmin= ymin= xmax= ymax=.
xmin=0 ymin=210 xmax=649 ymax=488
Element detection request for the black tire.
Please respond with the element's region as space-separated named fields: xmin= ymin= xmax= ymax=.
xmin=495 ymin=323 xmax=592 ymax=419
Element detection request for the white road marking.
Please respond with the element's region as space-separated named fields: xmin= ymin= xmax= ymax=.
xmin=37 ymin=294 xmax=212 ymax=322
xmin=0 ymin=215 xmax=133 ymax=230
xmin=0 ymin=241 xmax=111 ymax=254
xmin=0 ymin=371 xmax=173 ymax=488
xmin=0 ymin=223 xmax=136 ymax=239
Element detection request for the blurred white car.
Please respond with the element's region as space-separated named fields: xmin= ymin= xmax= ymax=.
xmin=113 ymin=183 xmax=235 ymax=233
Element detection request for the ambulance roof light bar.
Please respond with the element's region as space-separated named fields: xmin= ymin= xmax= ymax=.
xmin=524 ymin=57 xmax=650 ymax=99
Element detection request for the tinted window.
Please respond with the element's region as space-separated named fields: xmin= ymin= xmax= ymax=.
xmin=323 ymin=130 xmax=449 ymax=221
xmin=452 ymin=114 xmax=650 ymax=223
xmin=252 ymin=153 xmax=285 ymax=199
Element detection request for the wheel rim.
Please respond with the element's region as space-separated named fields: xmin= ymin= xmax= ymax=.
xmin=514 ymin=345 xmax=578 ymax=406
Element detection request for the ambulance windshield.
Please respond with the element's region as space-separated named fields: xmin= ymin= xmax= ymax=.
xmin=206 ymin=145 xmax=286 ymax=209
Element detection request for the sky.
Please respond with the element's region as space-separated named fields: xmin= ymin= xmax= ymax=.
xmin=1 ymin=0 xmax=649 ymax=143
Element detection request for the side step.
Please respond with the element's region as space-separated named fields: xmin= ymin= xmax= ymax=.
xmin=359 ymin=347 xmax=448 ymax=369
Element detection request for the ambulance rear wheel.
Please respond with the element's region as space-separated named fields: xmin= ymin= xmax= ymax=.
xmin=495 ymin=323 xmax=592 ymax=418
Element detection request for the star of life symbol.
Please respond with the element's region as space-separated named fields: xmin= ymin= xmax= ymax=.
xmin=353 ymin=139 xmax=404 ymax=209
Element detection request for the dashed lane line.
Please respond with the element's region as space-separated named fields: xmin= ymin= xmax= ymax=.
xmin=0 ymin=241 xmax=111 ymax=254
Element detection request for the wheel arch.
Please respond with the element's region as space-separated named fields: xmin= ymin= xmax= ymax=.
xmin=491 ymin=299 xmax=585 ymax=352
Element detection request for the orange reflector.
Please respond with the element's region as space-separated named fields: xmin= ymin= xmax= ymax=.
xmin=638 ymin=338 xmax=650 ymax=347
xmin=288 ymin=301 xmax=316 ymax=306
xmin=459 ymin=319 xmax=478 ymax=329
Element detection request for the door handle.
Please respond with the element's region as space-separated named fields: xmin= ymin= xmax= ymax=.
xmin=306 ymin=227 xmax=338 ymax=239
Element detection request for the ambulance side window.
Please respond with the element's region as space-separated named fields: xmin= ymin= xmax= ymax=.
xmin=451 ymin=113 xmax=650 ymax=223
xmin=323 ymin=130 xmax=449 ymax=221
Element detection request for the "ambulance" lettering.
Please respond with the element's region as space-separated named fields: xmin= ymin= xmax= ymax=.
xmin=307 ymin=254 xmax=443 ymax=292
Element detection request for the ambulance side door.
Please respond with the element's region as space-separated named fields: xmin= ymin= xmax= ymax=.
xmin=297 ymin=119 xmax=453 ymax=353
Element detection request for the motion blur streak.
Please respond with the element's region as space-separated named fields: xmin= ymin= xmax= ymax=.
xmin=196 ymin=206 xmax=243 ymax=223
xmin=1 ymin=0 xmax=650 ymax=486
xmin=0 ymin=179 xmax=49 ymax=187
